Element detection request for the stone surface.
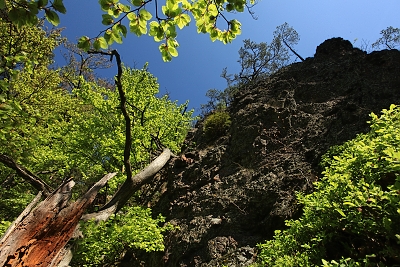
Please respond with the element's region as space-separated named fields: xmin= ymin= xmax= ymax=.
xmin=135 ymin=38 xmax=400 ymax=267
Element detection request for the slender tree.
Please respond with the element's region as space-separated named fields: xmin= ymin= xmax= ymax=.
xmin=372 ymin=26 xmax=400 ymax=50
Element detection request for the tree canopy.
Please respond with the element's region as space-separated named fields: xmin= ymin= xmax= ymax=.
xmin=0 ymin=2 xmax=197 ymax=264
xmin=2 ymin=0 xmax=255 ymax=61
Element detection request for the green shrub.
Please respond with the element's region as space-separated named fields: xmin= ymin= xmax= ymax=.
xmin=203 ymin=110 xmax=231 ymax=139
xmin=256 ymin=104 xmax=400 ymax=266
xmin=0 ymin=220 xmax=11 ymax=236
xmin=71 ymin=206 xmax=177 ymax=266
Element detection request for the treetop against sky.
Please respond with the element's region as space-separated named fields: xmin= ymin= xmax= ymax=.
xmin=2 ymin=0 xmax=400 ymax=113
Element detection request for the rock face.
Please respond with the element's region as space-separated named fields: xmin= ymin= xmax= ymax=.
xmin=133 ymin=38 xmax=400 ymax=267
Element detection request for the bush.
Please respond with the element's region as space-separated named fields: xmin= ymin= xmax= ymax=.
xmin=71 ymin=206 xmax=177 ymax=266
xmin=203 ymin=110 xmax=231 ymax=139
xmin=256 ymin=104 xmax=400 ymax=266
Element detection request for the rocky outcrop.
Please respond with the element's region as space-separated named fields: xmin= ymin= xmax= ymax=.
xmin=133 ymin=38 xmax=400 ymax=267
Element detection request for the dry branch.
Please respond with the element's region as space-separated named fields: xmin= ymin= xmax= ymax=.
xmin=82 ymin=148 xmax=172 ymax=221
xmin=0 ymin=154 xmax=53 ymax=196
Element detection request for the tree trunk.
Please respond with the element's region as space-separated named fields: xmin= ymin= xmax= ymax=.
xmin=0 ymin=172 xmax=116 ymax=267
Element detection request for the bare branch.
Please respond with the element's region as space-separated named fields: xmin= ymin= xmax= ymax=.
xmin=0 ymin=154 xmax=53 ymax=196
xmin=282 ymin=39 xmax=305 ymax=61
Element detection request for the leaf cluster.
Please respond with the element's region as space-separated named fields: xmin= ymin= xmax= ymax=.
xmin=72 ymin=206 xmax=177 ymax=266
xmin=0 ymin=19 xmax=195 ymax=225
xmin=0 ymin=10 xmax=197 ymax=266
xmin=1 ymin=0 xmax=66 ymax=27
xmin=2 ymin=0 xmax=254 ymax=62
xmin=77 ymin=0 xmax=252 ymax=61
xmin=0 ymin=17 xmax=62 ymax=91
xmin=256 ymin=104 xmax=400 ymax=266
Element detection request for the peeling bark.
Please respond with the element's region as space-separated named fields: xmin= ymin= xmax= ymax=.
xmin=0 ymin=172 xmax=116 ymax=267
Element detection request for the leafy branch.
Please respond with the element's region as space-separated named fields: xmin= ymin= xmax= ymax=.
xmin=77 ymin=0 xmax=252 ymax=61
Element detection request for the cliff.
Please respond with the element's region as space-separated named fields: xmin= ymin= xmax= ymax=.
xmin=128 ymin=38 xmax=400 ymax=266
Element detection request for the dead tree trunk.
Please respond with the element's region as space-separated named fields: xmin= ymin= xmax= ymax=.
xmin=0 ymin=173 xmax=116 ymax=267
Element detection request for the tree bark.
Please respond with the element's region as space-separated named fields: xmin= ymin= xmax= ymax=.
xmin=0 ymin=172 xmax=116 ymax=267
xmin=82 ymin=148 xmax=172 ymax=221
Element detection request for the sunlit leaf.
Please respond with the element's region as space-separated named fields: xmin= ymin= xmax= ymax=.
xmin=127 ymin=12 xmax=137 ymax=21
xmin=45 ymin=10 xmax=60 ymax=26
xmin=139 ymin=9 xmax=152 ymax=20
xmin=77 ymin=36 xmax=91 ymax=51
xmin=168 ymin=46 xmax=178 ymax=57
xmin=94 ymin=37 xmax=108 ymax=50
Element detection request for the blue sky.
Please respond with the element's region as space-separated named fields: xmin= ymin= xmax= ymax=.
xmin=55 ymin=0 xmax=400 ymax=114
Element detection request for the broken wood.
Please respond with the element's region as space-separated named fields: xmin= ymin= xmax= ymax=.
xmin=0 ymin=172 xmax=116 ymax=267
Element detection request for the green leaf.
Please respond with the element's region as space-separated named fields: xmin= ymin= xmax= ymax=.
xmin=175 ymin=13 xmax=191 ymax=29
xmin=226 ymin=3 xmax=234 ymax=11
xmin=117 ymin=3 xmax=130 ymax=12
xmin=116 ymin=23 xmax=128 ymax=37
xmin=131 ymin=0 xmax=142 ymax=6
xmin=52 ymin=0 xmax=66 ymax=14
xmin=230 ymin=19 xmax=241 ymax=35
xmin=166 ymin=24 xmax=177 ymax=38
xmin=99 ymin=0 xmax=113 ymax=11
xmin=130 ymin=19 xmax=147 ymax=36
xmin=139 ymin=9 xmax=152 ymax=20
xmin=77 ymin=36 xmax=91 ymax=51
xmin=27 ymin=2 xmax=39 ymax=15
xmin=159 ymin=44 xmax=172 ymax=62
xmin=37 ymin=0 xmax=49 ymax=8
xmin=0 ymin=0 xmax=5 ymax=9
xmin=162 ymin=2 xmax=181 ymax=17
xmin=207 ymin=4 xmax=218 ymax=17
xmin=127 ymin=12 xmax=137 ymax=21
xmin=149 ymin=21 xmax=159 ymax=35
xmin=234 ymin=1 xmax=244 ymax=12
xmin=102 ymin=14 xmax=114 ymax=25
xmin=167 ymin=38 xmax=178 ymax=48
xmin=168 ymin=46 xmax=178 ymax=57
xmin=149 ymin=21 xmax=163 ymax=42
xmin=209 ymin=28 xmax=219 ymax=42
xmin=45 ymin=10 xmax=60 ymax=26
xmin=111 ymin=27 xmax=123 ymax=43
xmin=104 ymin=29 xmax=114 ymax=45
xmin=94 ymin=37 xmax=108 ymax=50
xmin=8 ymin=8 xmax=22 ymax=23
